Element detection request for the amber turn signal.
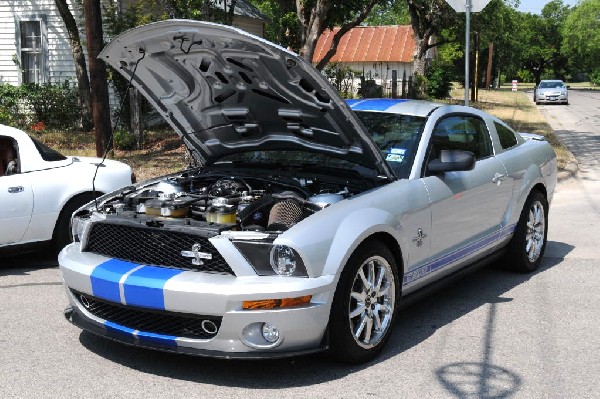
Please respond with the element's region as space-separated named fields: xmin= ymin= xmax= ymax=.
xmin=242 ymin=295 xmax=312 ymax=310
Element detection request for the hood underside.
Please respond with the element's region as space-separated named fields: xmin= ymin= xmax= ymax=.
xmin=100 ymin=20 xmax=392 ymax=177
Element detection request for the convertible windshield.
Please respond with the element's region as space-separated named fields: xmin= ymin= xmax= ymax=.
xmin=354 ymin=111 xmax=425 ymax=178
xmin=30 ymin=137 xmax=67 ymax=161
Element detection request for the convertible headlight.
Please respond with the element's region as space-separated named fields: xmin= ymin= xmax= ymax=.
xmin=233 ymin=241 xmax=308 ymax=277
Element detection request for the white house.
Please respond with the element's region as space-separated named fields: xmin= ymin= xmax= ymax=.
xmin=0 ymin=0 xmax=267 ymax=86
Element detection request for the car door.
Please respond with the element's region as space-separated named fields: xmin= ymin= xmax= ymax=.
xmin=420 ymin=114 xmax=512 ymax=276
xmin=0 ymin=173 xmax=34 ymax=245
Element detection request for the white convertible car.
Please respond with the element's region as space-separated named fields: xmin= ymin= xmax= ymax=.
xmin=59 ymin=20 xmax=557 ymax=363
xmin=0 ymin=125 xmax=134 ymax=255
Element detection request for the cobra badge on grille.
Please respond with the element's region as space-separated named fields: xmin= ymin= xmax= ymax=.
xmin=181 ymin=243 xmax=213 ymax=266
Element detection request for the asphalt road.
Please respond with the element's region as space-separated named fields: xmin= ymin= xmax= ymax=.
xmin=1 ymin=90 xmax=599 ymax=399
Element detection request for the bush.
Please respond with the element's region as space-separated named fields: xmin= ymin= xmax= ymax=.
xmin=425 ymin=61 xmax=453 ymax=99
xmin=0 ymin=84 xmax=26 ymax=127
xmin=113 ymin=129 xmax=137 ymax=150
xmin=590 ymin=68 xmax=600 ymax=86
xmin=0 ymin=82 xmax=82 ymax=130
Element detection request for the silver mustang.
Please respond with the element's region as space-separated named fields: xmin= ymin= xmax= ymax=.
xmin=59 ymin=20 xmax=557 ymax=363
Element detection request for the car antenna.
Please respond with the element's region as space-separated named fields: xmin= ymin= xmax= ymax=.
xmin=92 ymin=48 xmax=146 ymax=211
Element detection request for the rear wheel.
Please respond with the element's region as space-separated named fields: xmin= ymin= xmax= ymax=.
xmin=507 ymin=191 xmax=548 ymax=272
xmin=328 ymin=242 xmax=400 ymax=363
xmin=52 ymin=192 xmax=97 ymax=253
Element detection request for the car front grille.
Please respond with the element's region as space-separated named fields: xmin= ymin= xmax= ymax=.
xmin=84 ymin=222 xmax=234 ymax=275
xmin=72 ymin=290 xmax=221 ymax=340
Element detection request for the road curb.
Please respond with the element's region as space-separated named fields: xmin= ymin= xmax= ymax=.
xmin=557 ymin=160 xmax=578 ymax=182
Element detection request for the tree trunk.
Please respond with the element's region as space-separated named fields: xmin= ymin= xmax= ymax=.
xmin=54 ymin=0 xmax=93 ymax=131
xmin=296 ymin=0 xmax=331 ymax=64
xmin=83 ymin=0 xmax=112 ymax=156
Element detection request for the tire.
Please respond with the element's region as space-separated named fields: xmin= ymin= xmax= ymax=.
xmin=52 ymin=192 xmax=98 ymax=253
xmin=328 ymin=241 xmax=400 ymax=363
xmin=507 ymin=191 xmax=548 ymax=273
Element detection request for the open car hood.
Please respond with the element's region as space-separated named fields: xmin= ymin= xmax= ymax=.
xmin=100 ymin=20 xmax=393 ymax=178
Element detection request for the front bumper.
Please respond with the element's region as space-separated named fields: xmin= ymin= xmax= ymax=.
xmin=536 ymin=93 xmax=568 ymax=103
xmin=59 ymin=243 xmax=336 ymax=357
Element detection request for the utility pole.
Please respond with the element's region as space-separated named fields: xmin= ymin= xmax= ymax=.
xmin=444 ymin=0 xmax=492 ymax=106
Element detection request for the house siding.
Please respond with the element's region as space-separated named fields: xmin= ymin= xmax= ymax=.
xmin=0 ymin=0 xmax=83 ymax=85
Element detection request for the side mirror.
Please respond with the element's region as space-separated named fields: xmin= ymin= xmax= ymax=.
xmin=427 ymin=150 xmax=476 ymax=173
xmin=566 ymin=85 xmax=571 ymax=89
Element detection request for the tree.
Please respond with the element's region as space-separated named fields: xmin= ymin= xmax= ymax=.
xmin=54 ymin=0 xmax=93 ymax=131
xmin=562 ymin=0 xmax=600 ymax=73
xmin=405 ymin=0 xmax=459 ymax=76
xmin=155 ymin=0 xmax=238 ymax=21
xmin=252 ymin=0 xmax=301 ymax=50
xmin=296 ymin=0 xmax=380 ymax=70
xmin=364 ymin=0 xmax=410 ymax=25
xmin=83 ymin=0 xmax=112 ymax=156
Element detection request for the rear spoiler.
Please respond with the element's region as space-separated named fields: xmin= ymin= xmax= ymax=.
xmin=519 ymin=132 xmax=546 ymax=141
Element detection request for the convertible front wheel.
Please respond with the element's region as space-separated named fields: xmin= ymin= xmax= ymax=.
xmin=328 ymin=242 xmax=400 ymax=363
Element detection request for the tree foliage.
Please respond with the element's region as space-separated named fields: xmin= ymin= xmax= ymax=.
xmin=562 ymin=0 xmax=600 ymax=72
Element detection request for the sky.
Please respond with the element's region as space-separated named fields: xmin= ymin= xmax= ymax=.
xmin=516 ymin=0 xmax=580 ymax=14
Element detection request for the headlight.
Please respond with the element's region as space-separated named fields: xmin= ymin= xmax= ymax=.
xmin=71 ymin=210 xmax=92 ymax=242
xmin=233 ymin=241 xmax=308 ymax=277
xmin=270 ymin=245 xmax=298 ymax=276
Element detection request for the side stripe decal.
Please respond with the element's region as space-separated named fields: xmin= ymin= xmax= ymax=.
xmin=403 ymin=224 xmax=516 ymax=285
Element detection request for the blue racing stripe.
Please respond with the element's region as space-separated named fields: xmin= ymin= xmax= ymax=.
xmin=90 ymin=259 xmax=139 ymax=303
xmin=136 ymin=330 xmax=178 ymax=347
xmin=346 ymin=98 xmax=409 ymax=112
xmin=123 ymin=266 xmax=183 ymax=310
xmin=104 ymin=321 xmax=177 ymax=347
xmin=105 ymin=320 xmax=135 ymax=335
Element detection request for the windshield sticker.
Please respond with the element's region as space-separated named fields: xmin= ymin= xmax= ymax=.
xmin=386 ymin=148 xmax=406 ymax=163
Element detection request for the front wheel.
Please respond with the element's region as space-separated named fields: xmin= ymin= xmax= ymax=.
xmin=52 ymin=192 xmax=98 ymax=253
xmin=328 ymin=242 xmax=400 ymax=363
xmin=507 ymin=191 xmax=548 ymax=272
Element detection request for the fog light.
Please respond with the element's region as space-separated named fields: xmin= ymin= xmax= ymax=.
xmin=261 ymin=323 xmax=280 ymax=343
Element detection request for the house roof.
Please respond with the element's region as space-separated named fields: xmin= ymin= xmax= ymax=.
xmin=312 ymin=25 xmax=415 ymax=64
xmin=228 ymin=0 xmax=268 ymax=21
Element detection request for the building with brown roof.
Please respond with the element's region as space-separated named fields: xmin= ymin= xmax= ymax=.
xmin=313 ymin=25 xmax=435 ymax=97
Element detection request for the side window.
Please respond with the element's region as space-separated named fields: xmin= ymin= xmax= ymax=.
xmin=430 ymin=115 xmax=493 ymax=161
xmin=494 ymin=122 xmax=518 ymax=149
xmin=0 ymin=137 xmax=19 ymax=176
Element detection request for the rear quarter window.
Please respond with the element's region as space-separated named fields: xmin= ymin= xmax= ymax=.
xmin=494 ymin=122 xmax=518 ymax=149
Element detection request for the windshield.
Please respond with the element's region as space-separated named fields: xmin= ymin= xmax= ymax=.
xmin=30 ymin=137 xmax=67 ymax=161
xmin=354 ymin=111 xmax=426 ymax=179
xmin=539 ymin=81 xmax=565 ymax=89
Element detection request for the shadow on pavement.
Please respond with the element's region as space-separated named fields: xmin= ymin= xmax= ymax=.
xmin=78 ymin=255 xmax=561 ymax=392
xmin=0 ymin=251 xmax=59 ymax=274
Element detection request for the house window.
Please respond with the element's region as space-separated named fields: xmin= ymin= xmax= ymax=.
xmin=20 ymin=20 xmax=43 ymax=84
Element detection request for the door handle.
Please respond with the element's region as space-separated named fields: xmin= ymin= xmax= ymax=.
xmin=8 ymin=186 xmax=24 ymax=193
xmin=492 ymin=173 xmax=506 ymax=184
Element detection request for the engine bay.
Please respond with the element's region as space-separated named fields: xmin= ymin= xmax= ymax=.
xmin=93 ymin=166 xmax=381 ymax=233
